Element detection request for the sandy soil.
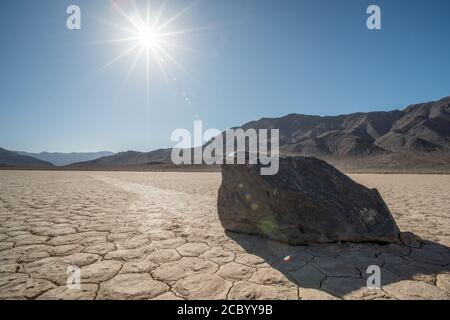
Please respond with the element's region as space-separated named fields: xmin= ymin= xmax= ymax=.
xmin=0 ymin=171 xmax=449 ymax=300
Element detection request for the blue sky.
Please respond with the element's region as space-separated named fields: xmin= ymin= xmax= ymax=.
xmin=1 ymin=0 xmax=449 ymax=153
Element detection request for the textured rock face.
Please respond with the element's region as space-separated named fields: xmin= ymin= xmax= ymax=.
xmin=217 ymin=156 xmax=401 ymax=244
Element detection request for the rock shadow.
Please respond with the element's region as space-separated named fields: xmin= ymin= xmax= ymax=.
xmin=226 ymin=231 xmax=450 ymax=299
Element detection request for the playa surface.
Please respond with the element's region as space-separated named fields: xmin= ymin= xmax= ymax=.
xmin=0 ymin=171 xmax=449 ymax=300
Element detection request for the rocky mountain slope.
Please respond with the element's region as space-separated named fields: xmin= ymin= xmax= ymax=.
xmin=242 ymin=96 xmax=450 ymax=156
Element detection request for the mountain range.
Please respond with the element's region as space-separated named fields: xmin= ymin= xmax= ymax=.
xmin=0 ymin=148 xmax=53 ymax=167
xmin=242 ymin=96 xmax=450 ymax=156
xmin=15 ymin=151 xmax=114 ymax=166
xmin=1 ymin=96 xmax=449 ymax=172
xmin=67 ymin=96 xmax=450 ymax=172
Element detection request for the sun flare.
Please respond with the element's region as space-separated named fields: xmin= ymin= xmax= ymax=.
xmin=138 ymin=26 xmax=160 ymax=49
xmin=92 ymin=0 xmax=204 ymax=92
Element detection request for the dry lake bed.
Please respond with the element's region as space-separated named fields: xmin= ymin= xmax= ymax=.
xmin=0 ymin=171 xmax=449 ymax=300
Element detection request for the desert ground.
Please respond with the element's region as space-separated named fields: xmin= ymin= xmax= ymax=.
xmin=0 ymin=170 xmax=449 ymax=300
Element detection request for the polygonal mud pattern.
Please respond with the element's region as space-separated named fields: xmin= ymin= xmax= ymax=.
xmin=0 ymin=171 xmax=449 ymax=300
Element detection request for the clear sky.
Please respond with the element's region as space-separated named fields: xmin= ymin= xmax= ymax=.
xmin=1 ymin=0 xmax=449 ymax=153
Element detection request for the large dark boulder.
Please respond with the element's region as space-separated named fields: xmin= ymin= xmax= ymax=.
xmin=217 ymin=156 xmax=401 ymax=244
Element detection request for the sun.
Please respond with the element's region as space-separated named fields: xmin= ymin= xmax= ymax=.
xmin=138 ymin=26 xmax=160 ymax=49
xmin=91 ymin=0 xmax=204 ymax=91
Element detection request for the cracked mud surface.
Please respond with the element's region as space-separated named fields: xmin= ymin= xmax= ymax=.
xmin=0 ymin=171 xmax=449 ymax=300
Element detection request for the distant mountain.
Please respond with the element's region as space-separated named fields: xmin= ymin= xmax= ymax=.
xmin=0 ymin=148 xmax=53 ymax=167
xmin=15 ymin=151 xmax=114 ymax=166
xmin=68 ymin=96 xmax=450 ymax=172
xmin=69 ymin=149 xmax=172 ymax=168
